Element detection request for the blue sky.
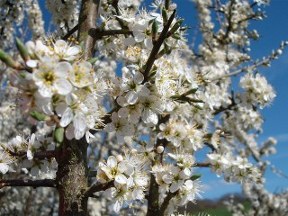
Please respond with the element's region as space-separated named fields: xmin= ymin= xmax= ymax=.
xmin=39 ymin=1 xmax=288 ymax=199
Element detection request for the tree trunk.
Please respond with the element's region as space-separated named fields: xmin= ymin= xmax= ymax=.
xmin=78 ymin=0 xmax=100 ymax=60
xmin=55 ymin=0 xmax=100 ymax=215
xmin=56 ymin=138 xmax=89 ymax=216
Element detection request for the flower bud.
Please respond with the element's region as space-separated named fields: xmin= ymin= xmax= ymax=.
xmin=156 ymin=146 xmax=164 ymax=154
xmin=116 ymin=155 xmax=123 ymax=162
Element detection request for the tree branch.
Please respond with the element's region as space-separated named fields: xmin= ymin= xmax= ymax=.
xmin=78 ymin=0 xmax=100 ymax=59
xmin=84 ymin=181 xmax=114 ymax=197
xmin=8 ymin=150 xmax=56 ymax=160
xmin=194 ymin=162 xmax=211 ymax=167
xmin=142 ymin=10 xmax=176 ymax=83
xmin=90 ymin=29 xmax=132 ymax=39
xmin=0 ymin=179 xmax=56 ymax=189
xmin=159 ymin=191 xmax=177 ymax=215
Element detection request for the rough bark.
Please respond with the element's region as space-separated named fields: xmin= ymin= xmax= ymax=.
xmin=78 ymin=0 xmax=100 ymax=60
xmin=56 ymin=138 xmax=89 ymax=216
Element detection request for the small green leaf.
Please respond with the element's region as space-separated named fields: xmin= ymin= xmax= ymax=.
xmin=191 ymin=174 xmax=201 ymax=181
xmin=30 ymin=111 xmax=47 ymax=121
xmin=162 ymin=9 xmax=168 ymax=24
xmin=0 ymin=49 xmax=21 ymax=69
xmin=169 ymin=19 xmax=184 ymax=35
xmin=152 ymin=20 xmax=159 ymax=37
xmin=54 ymin=127 xmax=64 ymax=143
xmin=16 ymin=37 xmax=30 ymax=61
xmin=183 ymin=88 xmax=198 ymax=96
xmin=87 ymin=57 xmax=98 ymax=64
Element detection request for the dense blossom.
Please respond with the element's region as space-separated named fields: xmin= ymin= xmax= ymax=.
xmin=0 ymin=0 xmax=287 ymax=215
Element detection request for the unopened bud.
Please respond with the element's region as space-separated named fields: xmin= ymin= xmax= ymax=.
xmin=156 ymin=146 xmax=164 ymax=154
xmin=116 ymin=155 xmax=123 ymax=162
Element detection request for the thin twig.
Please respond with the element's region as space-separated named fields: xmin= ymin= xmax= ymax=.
xmin=142 ymin=10 xmax=176 ymax=82
xmin=0 ymin=179 xmax=56 ymax=189
xmin=8 ymin=150 xmax=56 ymax=160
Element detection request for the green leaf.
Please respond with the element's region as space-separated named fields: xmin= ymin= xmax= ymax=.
xmin=87 ymin=57 xmax=98 ymax=64
xmin=152 ymin=20 xmax=159 ymax=37
xmin=162 ymin=8 xmax=168 ymax=24
xmin=183 ymin=88 xmax=198 ymax=96
xmin=169 ymin=19 xmax=184 ymax=35
xmin=0 ymin=49 xmax=20 ymax=69
xmin=54 ymin=127 xmax=64 ymax=143
xmin=191 ymin=174 xmax=201 ymax=181
xmin=16 ymin=37 xmax=30 ymax=61
xmin=30 ymin=111 xmax=47 ymax=121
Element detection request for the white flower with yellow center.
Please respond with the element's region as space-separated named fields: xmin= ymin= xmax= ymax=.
xmin=53 ymin=40 xmax=81 ymax=61
xmin=70 ymin=60 xmax=93 ymax=88
xmin=33 ymin=57 xmax=73 ymax=98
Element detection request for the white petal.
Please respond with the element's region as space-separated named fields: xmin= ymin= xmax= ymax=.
xmin=55 ymin=103 xmax=68 ymax=116
xmin=55 ymin=79 xmax=72 ymax=95
xmin=115 ymin=174 xmax=127 ymax=185
xmin=134 ymin=32 xmax=145 ymax=43
xmin=133 ymin=72 xmax=144 ymax=84
xmin=118 ymin=108 xmax=129 ymax=118
xmin=60 ymin=107 xmax=73 ymax=127
xmin=126 ymin=91 xmax=138 ymax=105
xmin=27 ymin=150 xmax=33 ymax=160
xmin=74 ymin=113 xmax=86 ymax=130
xmin=55 ymin=62 xmax=72 ymax=77
xmin=67 ymin=46 xmax=80 ymax=56
xmin=113 ymin=200 xmax=122 ymax=213
xmin=65 ymin=124 xmax=75 ymax=140
xmin=142 ymin=109 xmax=158 ymax=125
xmin=26 ymin=60 xmax=38 ymax=68
xmin=38 ymin=86 xmax=53 ymax=98
xmin=170 ymin=182 xmax=181 ymax=193
xmin=0 ymin=163 xmax=9 ymax=174
xmin=144 ymin=38 xmax=153 ymax=50
xmin=107 ymin=156 xmax=117 ymax=168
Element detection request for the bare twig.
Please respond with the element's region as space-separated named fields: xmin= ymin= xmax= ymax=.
xmin=0 ymin=179 xmax=56 ymax=189
xmin=90 ymin=29 xmax=132 ymax=39
xmin=194 ymin=162 xmax=211 ymax=167
xmin=8 ymin=150 xmax=56 ymax=160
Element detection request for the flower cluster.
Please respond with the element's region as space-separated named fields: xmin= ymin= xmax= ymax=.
xmin=0 ymin=0 xmax=287 ymax=215
xmin=207 ymin=153 xmax=261 ymax=183
xmin=97 ymin=154 xmax=149 ymax=212
xmin=9 ymin=39 xmax=107 ymax=141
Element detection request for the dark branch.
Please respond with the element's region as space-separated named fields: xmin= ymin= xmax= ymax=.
xmin=0 ymin=179 xmax=56 ymax=189
xmin=84 ymin=181 xmax=114 ymax=197
xmin=8 ymin=150 xmax=56 ymax=160
xmin=142 ymin=10 xmax=176 ymax=83
xmin=194 ymin=162 xmax=211 ymax=167
xmin=62 ymin=24 xmax=79 ymax=40
xmin=90 ymin=29 xmax=132 ymax=39
xmin=159 ymin=191 xmax=177 ymax=215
